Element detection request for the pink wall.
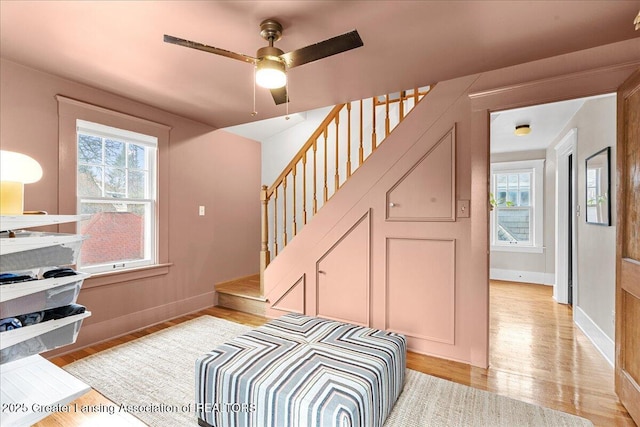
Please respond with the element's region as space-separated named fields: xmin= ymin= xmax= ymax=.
xmin=0 ymin=59 xmax=261 ymax=352
xmin=264 ymin=74 xmax=487 ymax=366
xmin=263 ymin=39 xmax=640 ymax=368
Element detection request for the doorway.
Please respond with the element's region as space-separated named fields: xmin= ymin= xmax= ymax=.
xmin=554 ymin=128 xmax=577 ymax=306
xmin=489 ymin=93 xmax=618 ymax=373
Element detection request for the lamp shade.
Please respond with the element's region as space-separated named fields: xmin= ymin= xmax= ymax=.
xmin=255 ymin=59 xmax=287 ymax=89
xmin=0 ymin=150 xmax=43 ymax=183
xmin=0 ymin=150 xmax=43 ymax=214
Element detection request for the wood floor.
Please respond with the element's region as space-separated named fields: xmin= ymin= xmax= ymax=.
xmin=35 ymin=280 xmax=634 ymax=427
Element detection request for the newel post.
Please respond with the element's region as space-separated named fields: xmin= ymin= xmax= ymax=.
xmin=260 ymin=185 xmax=270 ymax=296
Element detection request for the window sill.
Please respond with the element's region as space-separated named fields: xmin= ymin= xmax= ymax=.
xmin=83 ymin=263 xmax=173 ymax=289
xmin=491 ymin=245 xmax=544 ymax=254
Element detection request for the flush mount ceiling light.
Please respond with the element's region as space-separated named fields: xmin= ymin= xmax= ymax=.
xmin=635 ymin=9 xmax=639 ymax=30
xmin=514 ymin=124 xmax=531 ymax=136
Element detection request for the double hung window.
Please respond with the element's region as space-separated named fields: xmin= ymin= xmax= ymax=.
xmin=490 ymin=159 xmax=544 ymax=252
xmin=76 ymin=120 xmax=157 ymax=273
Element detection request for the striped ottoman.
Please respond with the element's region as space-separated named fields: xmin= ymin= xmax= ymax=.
xmin=196 ymin=314 xmax=406 ymax=427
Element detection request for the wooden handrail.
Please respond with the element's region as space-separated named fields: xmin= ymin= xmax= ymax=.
xmin=267 ymin=104 xmax=346 ymax=197
xmin=260 ymin=87 xmax=432 ymax=290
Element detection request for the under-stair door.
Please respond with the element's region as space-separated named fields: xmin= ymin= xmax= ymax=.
xmin=316 ymin=212 xmax=370 ymax=326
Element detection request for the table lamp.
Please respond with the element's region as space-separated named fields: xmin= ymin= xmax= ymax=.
xmin=0 ymin=150 xmax=43 ymax=215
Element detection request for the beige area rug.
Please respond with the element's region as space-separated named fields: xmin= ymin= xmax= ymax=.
xmin=63 ymin=316 xmax=593 ymax=427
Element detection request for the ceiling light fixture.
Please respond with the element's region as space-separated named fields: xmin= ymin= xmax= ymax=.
xmin=514 ymin=124 xmax=531 ymax=136
xmin=634 ymin=10 xmax=640 ymax=30
xmin=255 ymin=57 xmax=287 ymax=89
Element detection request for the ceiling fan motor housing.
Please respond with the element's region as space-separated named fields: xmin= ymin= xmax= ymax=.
xmin=257 ymin=46 xmax=285 ymax=61
xmin=260 ymin=19 xmax=283 ymax=43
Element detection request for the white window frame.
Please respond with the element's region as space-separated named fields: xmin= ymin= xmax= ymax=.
xmin=76 ymin=119 xmax=158 ymax=273
xmin=490 ymin=159 xmax=544 ymax=253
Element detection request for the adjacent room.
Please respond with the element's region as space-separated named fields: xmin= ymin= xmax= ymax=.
xmin=1 ymin=1 xmax=639 ymax=426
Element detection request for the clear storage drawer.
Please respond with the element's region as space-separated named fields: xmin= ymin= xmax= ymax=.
xmin=0 ymin=273 xmax=88 ymax=319
xmin=0 ymin=231 xmax=85 ymax=273
xmin=0 ymin=312 xmax=91 ymax=364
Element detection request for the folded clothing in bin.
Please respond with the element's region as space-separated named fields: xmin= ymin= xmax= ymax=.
xmin=1 ymin=304 xmax=84 ymax=331
xmin=43 ymin=304 xmax=86 ymax=321
xmin=17 ymin=311 xmax=45 ymax=326
xmin=0 ymin=273 xmax=37 ymax=285
xmin=43 ymin=268 xmax=77 ymax=279
xmin=0 ymin=318 xmax=22 ymax=331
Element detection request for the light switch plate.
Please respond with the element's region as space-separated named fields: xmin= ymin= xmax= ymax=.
xmin=199 ymin=206 xmax=205 ymax=216
xmin=457 ymin=200 xmax=470 ymax=218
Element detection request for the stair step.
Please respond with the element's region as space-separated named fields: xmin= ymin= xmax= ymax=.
xmin=215 ymin=274 xmax=266 ymax=316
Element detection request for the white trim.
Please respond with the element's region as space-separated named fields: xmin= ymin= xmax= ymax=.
xmin=554 ymin=128 xmax=578 ymax=304
xmin=490 ymin=245 xmax=544 ymax=253
xmin=490 ymin=268 xmax=554 ymax=285
xmin=491 ymin=159 xmax=544 ymax=172
xmin=574 ymin=306 xmax=614 ymax=367
xmin=77 ymin=119 xmax=158 ymax=147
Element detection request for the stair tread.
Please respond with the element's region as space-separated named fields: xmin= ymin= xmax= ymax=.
xmin=216 ymin=274 xmax=264 ymax=301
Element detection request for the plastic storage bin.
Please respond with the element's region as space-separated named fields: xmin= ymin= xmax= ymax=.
xmin=0 ymin=214 xmax=88 ymax=231
xmin=0 ymin=231 xmax=85 ymax=273
xmin=0 ymin=273 xmax=88 ymax=319
xmin=0 ymin=312 xmax=91 ymax=364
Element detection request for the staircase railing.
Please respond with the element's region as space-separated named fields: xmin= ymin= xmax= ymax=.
xmin=259 ymin=86 xmax=431 ymax=292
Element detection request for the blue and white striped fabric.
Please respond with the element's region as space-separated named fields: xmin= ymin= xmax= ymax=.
xmin=196 ymin=314 xmax=406 ymax=427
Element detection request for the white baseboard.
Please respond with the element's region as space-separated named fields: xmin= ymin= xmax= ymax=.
xmin=490 ymin=268 xmax=554 ymax=286
xmin=574 ymin=306 xmax=614 ymax=367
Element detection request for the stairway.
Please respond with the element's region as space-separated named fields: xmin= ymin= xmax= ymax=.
xmin=215 ymin=274 xmax=267 ymax=316
xmin=216 ymin=86 xmax=430 ymax=315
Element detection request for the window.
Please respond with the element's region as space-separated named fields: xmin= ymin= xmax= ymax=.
xmin=491 ymin=159 xmax=544 ymax=253
xmin=76 ymin=120 xmax=157 ymax=273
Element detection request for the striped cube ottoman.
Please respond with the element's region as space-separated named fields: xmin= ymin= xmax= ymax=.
xmin=196 ymin=313 xmax=406 ymax=427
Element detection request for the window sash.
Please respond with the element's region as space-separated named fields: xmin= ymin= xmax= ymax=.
xmin=76 ymin=120 xmax=158 ymax=274
xmin=490 ymin=159 xmax=544 ymax=251
xmin=494 ymin=206 xmax=533 ymax=245
xmin=77 ymin=133 xmax=157 ymax=201
xmin=77 ymin=198 xmax=156 ymax=273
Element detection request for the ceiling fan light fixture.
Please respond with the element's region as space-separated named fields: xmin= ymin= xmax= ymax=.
xmin=256 ymin=58 xmax=286 ymax=89
xmin=514 ymin=124 xmax=531 ymax=136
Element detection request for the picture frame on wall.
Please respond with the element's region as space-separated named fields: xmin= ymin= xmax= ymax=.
xmin=585 ymin=146 xmax=611 ymax=226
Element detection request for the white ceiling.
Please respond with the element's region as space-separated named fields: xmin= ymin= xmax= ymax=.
xmin=490 ymin=95 xmax=614 ymax=154
xmin=1 ymin=1 xmax=638 ymax=129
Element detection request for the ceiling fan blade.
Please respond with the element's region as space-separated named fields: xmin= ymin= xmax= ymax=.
xmin=163 ymin=35 xmax=257 ymax=64
xmin=280 ymin=30 xmax=363 ymax=69
xmin=270 ymin=86 xmax=289 ymax=105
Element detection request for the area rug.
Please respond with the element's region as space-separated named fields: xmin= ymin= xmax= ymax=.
xmin=63 ymin=316 xmax=593 ymax=427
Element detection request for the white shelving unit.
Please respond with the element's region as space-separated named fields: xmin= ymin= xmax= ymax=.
xmin=0 ymin=215 xmax=91 ymax=427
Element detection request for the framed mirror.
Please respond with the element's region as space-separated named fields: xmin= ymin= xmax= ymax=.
xmin=585 ymin=146 xmax=611 ymax=226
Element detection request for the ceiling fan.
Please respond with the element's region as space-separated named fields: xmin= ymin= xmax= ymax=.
xmin=164 ymin=19 xmax=363 ymax=105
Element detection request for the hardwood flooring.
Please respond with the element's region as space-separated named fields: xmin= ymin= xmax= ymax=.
xmin=34 ymin=281 xmax=634 ymax=426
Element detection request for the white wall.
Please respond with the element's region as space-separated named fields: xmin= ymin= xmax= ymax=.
xmin=261 ymin=106 xmax=333 ymax=185
xmin=547 ymin=95 xmax=617 ymax=364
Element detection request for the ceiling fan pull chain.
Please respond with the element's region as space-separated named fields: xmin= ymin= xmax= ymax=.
xmin=251 ymin=66 xmax=258 ymax=116
xmin=285 ymin=74 xmax=290 ymax=120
